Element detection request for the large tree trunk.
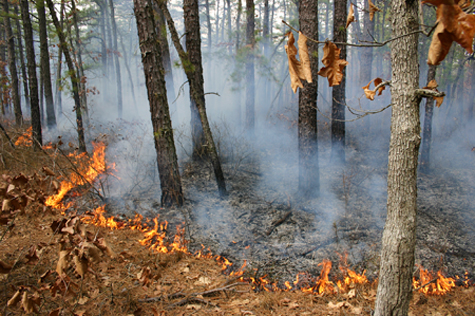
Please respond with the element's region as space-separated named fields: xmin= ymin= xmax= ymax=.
xmin=20 ymin=0 xmax=42 ymax=150
xmin=46 ymin=0 xmax=86 ymax=153
xmin=374 ymin=0 xmax=421 ymax=314
xmin=132 ymin=0 xmax=184 ymax=206
xmin=245 ymin=0 xmax=255 ymax=132
xmin=13 ymin=4 xmax=29 ymax=111
xmin=3 ymin=0 xmax=23 ymax=126
xmin=37 ymin=0 xmax=56 ymax=129
xmin=330 ymin=0 xmax=347 ymax=162
xmin=108 ymin=0 xmax=123 ymax=118
xmin=420 ymin=65 xmax=437 ymax=173
xmin=158 ymin=0 xmax=228 ymax=198
xmin=298 ymin=0 xmax=319 ymax=198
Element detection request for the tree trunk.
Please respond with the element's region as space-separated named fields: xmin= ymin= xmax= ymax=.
xmin=118 ymin=31 xmax=137 ymax=108
xmin=158 ymin=0 xmax=228 ymax=198
xmin=71 ymin=0 xmax=89 ymax=126
xmin=330 ymin=0 xmax=347 ymax=162
xmin=215 ymin=0 xmax=220 ymax=44
xmin=226 ymin=0 xmax=231 ymax=55
xmin=3 ymin=0 xmax=23 ymax=126
xmin=359 ymin=0 xmax=375 ymax=85
xmin=155 ymin=6 xmax=176 ymax=105
xmin=13 ymin=4 xmax=29 ymax=111
xmin=374 ymin=0 xmax=421 ymax=314
xmin=108 ymin=0 xmax=123 ymax=118
xmin=132 ymin=0 xmax=184 ymax=206
xmin=37 ymin=0 xmax=56 ymax=129
xmin=420 ymin=65 xmax=437 ymax=173
xmin=298 ymin=0 xmax=319 ymax=198
xmin=245 ymin=0 xmax=255 ymax=132
xmin=54 ymin=0 xmax=65 ymax=119
xmin=20 ymin=0 xmax=42 ymax=150
xmin=46 ymin=0 xmax=86 ymax=153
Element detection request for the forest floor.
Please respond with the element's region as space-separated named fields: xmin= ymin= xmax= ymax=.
xmin=1 ymin=123 xmax=475 ymax=316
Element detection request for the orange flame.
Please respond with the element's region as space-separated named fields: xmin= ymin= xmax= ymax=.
xmin=15 ymin=127 xmax=32 ymax=146
xmin=413 ymin=265 xmax=456 ymax=295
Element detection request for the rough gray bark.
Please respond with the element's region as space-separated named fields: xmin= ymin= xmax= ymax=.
xmin=298 ymin=0 xmax=319 ymax=198
xmin=331 ymin=0 xmax=347 ymax=162
xmin=46 ymin=0 xmax=86 ymax=153
xmin=245 ymin=0 xmax=255 ymax=132
xmin=420 ymin=65 xmax=437 ymax=173
xmin=374 ymin=0 xmax=421 ymax=314
xmin=20 ymin=0 xmax=42 ymax=149
xmin=3 ymin=0 xmax=23 ymax=126
xmin=158 ymin=0 xmax=228 ymax=197
xmin=108 ymin=0 xmax=123 ymax=118
xmin=37 ymin=0 xmax=56 ymax=129
xmin=132 ymin=0 xmax=184 ymax=206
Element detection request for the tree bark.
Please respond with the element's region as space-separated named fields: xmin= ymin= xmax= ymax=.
xmin=298 ymin=0 xmax=319 ymax=198
xmin=20 ymin=0 xmax=42 ymax=150
xmin=46 ymin=0 xmax=86 ymax=153
xmin=54 ymin=0 xmax=65 ymax=119
xmin=13 ymin=4 xmax=29 ymax=111
xmin=374 ymin=0 xmax=421 ymax=314
xmin=3 ymin=0 xmax=23 ymax=126
xmin=245 ymin=0 xmax=255 ymax=132
xmin=108 ymin=0 xmax=123 ymax=118
xmin=331 ymin=0 xmax=347 ymax=162
xmin=37 ymin=0 xmax=56 ymax=129
xmin=359 ymin=0 xmax=375 ymax=86
xmin=420 ymin=65 xmax=437 ymax=173
xmin=132 ymin=0 xmax=184 ymax=206
xmin=158 ymin=0 xmax=228 ymax=197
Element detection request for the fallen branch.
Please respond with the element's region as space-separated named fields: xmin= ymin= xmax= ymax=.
xmin=266 ymin=211 xmax=291 ymax=236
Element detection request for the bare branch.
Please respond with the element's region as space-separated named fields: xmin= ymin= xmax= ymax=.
xmin=414 ymin=89 xmax=446 ymax=98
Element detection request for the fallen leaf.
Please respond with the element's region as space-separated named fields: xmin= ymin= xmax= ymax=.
xmin=346 ymin=4 xmax=356 ymax=28
xmin=288 ymin=302 xmax=300 ymax=309
xmin=186 ymin=304 xmax=201 ymax=310
xmin=348 ymin=288 xmax=356 ymax=298
xmin=94 ymin=238 xmax=116 ymax=258
xmin=230 ymin=298 xmax=250 ymax=306
xmin=21 ymin=291 xmax=40 ymax=314
xmin=7 ymin=290 xmax=22 ymax=307
xmin=369 ymin=0 xmax=381 ymax=21
xmin=56 ymin=250 xmax=70 ymax=275
xmin=0 ymin=259 xmax=12 ymax=273
xmin=194 ymin=276 xmax=211 ymax=286
xmin=48 ymin=308 xmax=61 ymax=316
xmin=318 ymin=41 xmax=348 ymax=87
xmin=78 ymin=297 xmax=89 ymax=305
xmin=73 ymin=254 xmax=88 ymax=278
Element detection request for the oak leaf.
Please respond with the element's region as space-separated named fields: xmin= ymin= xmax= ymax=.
xmin=369 ymin=0 xmax=381 ymax=21
xmin=21 ymin=291 xmax=40 ymax=314
xmin=346 ymin=4 xmax=356 ymax=28
xmin=423 ymin=0 xmax=475 ymax=65
xmin=7 ymin=290 xmax=22 ymax=307
xmin=362 ymin=78 xmax=386 ymax=100
xmin=56 ymin=250 xmax=70 ymax=275
xmin=318 ymin=42 xmax=349 ymax=87
xmin=285 ymin=31 xmax=312 ymax=93
xmin=423 ymin=79 xmax=445 ymax=107
xmin=73 ymin=254 xmax=88 ymax=278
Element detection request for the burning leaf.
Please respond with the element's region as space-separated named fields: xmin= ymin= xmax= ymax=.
xmin=346 ymin=4 xmax=356 ymax=28
xmin=0 ymin=259 xmax=12 ymax=273
xmin=318 ymin=41 xmax=349 ymax=87
xmin=424 ymin=0 xmax=475 ymax=65
xmin=284 ymin=32 xmax=312 ymax=93
xmin=297 ymin=32 xmax=312 ymax=84
xmin=7 ymin=290 xmax=22 ymax=307
xmin=369 ymin=0 xmax=381 ymax=21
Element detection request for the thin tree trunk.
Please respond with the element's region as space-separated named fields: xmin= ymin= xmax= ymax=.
xmin=374 ymin=0 xmax=421 ymax=314
xmin=235 ymin=0 xmax=242 ymax=126
xmin=226 ymin=0 xmax=231 ymax=55
xmin=215 ymin=0 xmax=220 ymax=44
xmin=46 ymin=0 xmax=86 ymax=153
xmin=133 ymin=0 xmax=184 ymax=206
xmin=108 ymin=0 xmax=123 ymax=118
xmin=37 ymin=0 xmax=56 ymax=129
xmin=158 ymin=0 xmax=228 ymax=197
xmin=13 ymin=4 xmax=29 ymax=111
xmin=420 ymin=65 xmax=437 ymax=173
xmin=155 ymin=6 xmax=176 ymax=105
xmin=71 ymin=0 xmax=89 ymax=126
xmin=245 ymin=0 xmax=255 ymax=132
xmin=3 ymin=0 xmax=23 ymax=126
xmin=330 ymin=0 xmax=347 ymax=162
xmin=20 ymin=0 xmax=42 ymax=150
xmin=298 ymin=0 xmax=319 ymax=198
xmin=118 ymin=32 xmax=137 ymax=108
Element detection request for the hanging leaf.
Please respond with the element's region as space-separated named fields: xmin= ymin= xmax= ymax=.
xmin=297 ymin=32 xmax=313 ymax=83
xmin=346 ymin=4 xmax=356 ymax=28
xmin=374 ymin=78 xmax=386 ymax=95
xmin=423 ymin=79 xmax=445 ymax=107
xmin=284 ymin=31 xmax=312 ymax=93
xmin=369 ymin=0 xmax=381 ymax=21
xmin=423 ymin=0 xmax=475 ymax=65
xmin=362 ymin=78 xmax=386 ymax=100
xmin=318 ymin=42 xmax=349 ymax=87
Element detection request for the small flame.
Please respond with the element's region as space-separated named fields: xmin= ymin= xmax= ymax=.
xmin=15 ymin=127 xmax=32 ymax=146
xmin=413 ymin=265 xmax=456 ymax=295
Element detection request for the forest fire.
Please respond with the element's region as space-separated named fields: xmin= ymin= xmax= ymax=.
xmin=14 ymin=126 xmax=54 ymax=149
xmin=45 ymin=141 xmax=471 ymax=297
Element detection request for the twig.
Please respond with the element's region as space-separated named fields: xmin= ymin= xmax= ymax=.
xmin=266 ymin=211 xmax=291 ymax=236
xmin=413 ymin=277 xmax=438 ymax=291
xmin=0 ymin=123 xmax=15 ymax=148
xmin=282 ymin=20 xmax=424 ymax=47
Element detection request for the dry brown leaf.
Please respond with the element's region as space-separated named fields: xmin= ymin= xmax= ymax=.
xmin=424 ymin=0 xmax=475 ymax=65
xmin=80 ymin=242 xmax=102 ymax=263
xmin=424 ymin=79 xmax=439 ymax=89
xmin=137 ymin=267 xmax=152 ymax=286
xmin=73 ymin=254 xmax=88 ymax=278
xmin=42 ymin=166 xmax=56 ymax=176
xmin=457 ymin=0 xmax=471 ymax=8
xmin=56 ymin=250 xmax=70 ymax=275
xmin=434 ymin=96 xmax=445 ymax=107
xmin=0 ymin=259 xmax=12 ymax=273
xmin=21 ymin=291 xmax=40 ymax=314
xmin=318 ymin=41 xmax=349 ymax=87
xmin=48 ymin=308 xmax=61 ymax=316
xmin=285 ymin=32 xmax=304 ymax=93
xmin=94 ymin=238 xmax=116 ymax=258
xmin=373 ymin=77 xmax=386 ymax=95
xmin=369 ymin=0 xmax=381 ymax=21
xmin=7 ymin=290 xmax=22 ymax=307
xmin=297 ymin=32 xmax=312 ymax=83
xmin=362 ymin=80 xmax=376 ymax=100
xmin=346 ymin=4 xmax=356 ymax=28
